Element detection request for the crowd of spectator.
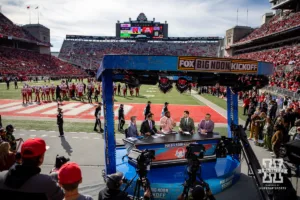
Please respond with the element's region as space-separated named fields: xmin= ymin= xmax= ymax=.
xmin=0 ymin=47 xmax=87 ymax=78
xmin=233 ymin=44 xmax=300 ymax=94
xmin=235 ymin=11 xmax=300 ymax=44
xmin=0 ymin=13 xmax=49 ymax=45
xmin=59 ymin=40 xmax=219 ymax=69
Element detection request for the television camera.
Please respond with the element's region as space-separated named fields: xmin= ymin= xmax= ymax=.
xmin=124 ymin=149 xmax=156 ymax=199
xmin=181 ymin=144 xmax=215 ymax=200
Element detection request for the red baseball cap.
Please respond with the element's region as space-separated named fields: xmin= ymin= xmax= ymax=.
xmin=21 ymin=138 xmax=46 ymax=158
xmin=58 ymin=162 xmax=82 ymax=184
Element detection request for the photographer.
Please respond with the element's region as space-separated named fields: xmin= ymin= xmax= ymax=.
xmin=98 ymin=172 xmax=150 ymax=200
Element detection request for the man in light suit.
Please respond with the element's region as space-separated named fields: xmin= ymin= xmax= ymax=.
xmin=140 ymin=113 xmax=158 ymax=136
xmin=126 ymin=116 xmax=140 ymax=138
xmin=179 ymin=110 xmax=195 ymax=134
xmin=198 ymin=113 xmax=215 ymax=134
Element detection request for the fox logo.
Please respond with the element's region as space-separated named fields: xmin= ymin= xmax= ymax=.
xmin=178 ymin=59 xmax=195 ymax=70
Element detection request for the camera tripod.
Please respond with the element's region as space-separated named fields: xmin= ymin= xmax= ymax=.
xmin=123 ymin=170 xmax=154 ymax=200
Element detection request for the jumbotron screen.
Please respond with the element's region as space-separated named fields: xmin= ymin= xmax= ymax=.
xmin=120 ymin=23 xmax=164 ymax=39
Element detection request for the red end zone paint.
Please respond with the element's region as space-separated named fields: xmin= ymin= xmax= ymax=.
xmin=0 ymin=100 xmax=226 ymax=123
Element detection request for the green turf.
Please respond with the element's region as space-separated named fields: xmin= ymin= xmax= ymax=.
xmin=2 ymin=118 xmax=228 ymax=136
xmin=200 ymin=94 xmax=247 ymax=121
xmin=0 ymin=81 xmax=203 ymax=105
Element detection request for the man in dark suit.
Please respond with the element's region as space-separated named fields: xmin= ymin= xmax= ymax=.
xmin=179 ymin=110 xmax=195 ymax=134
xmin=94 ymin=103 xmax=104 ymax=133
xmin=126 ymin=116 xmax=140 ymax=137
xmin=198 ymin=113 xmax=214 ymax=134
xmin=140 ymin=113 xmax=158 ymax=136
xmin=144 ymin=101 xmax=151 ymax=120
xmin=57 ymin=108 xmax=64 ymax=137
xmin=118 ymin=104 xmax=125 ymax=131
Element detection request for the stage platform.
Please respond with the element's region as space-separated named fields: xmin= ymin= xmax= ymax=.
xmin=116 ymin=147 xmax=241 ymax=199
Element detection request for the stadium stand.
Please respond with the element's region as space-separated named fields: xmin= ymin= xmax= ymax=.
xmin=59 ymin=40 xmax=219 ymax=69
xmin=226 ymin=5 xmax=300 ymax=97
xmin=234 ymin=11 xmax=300 ymax=44
xmin=0 ymin=13 xmax=87 ymax=79
xmin=0 ymin=47 xmax=86 ymax=78
xmin=0 ymin=13 xmax=49 ymax=45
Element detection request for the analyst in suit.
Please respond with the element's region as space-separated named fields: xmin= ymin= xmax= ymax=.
xmin=179 ymin=110 xmax=195 ymax=133
xmin=198 ymin=113 xmax=215 ymax=134
xmin=126 ymin=116 xmax=139 ymax=137
xmin=140 ymin=113 xmax=157 ymax=136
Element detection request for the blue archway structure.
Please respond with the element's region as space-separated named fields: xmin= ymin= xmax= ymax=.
xmin=97 ymin=55 xmax=273 ymax=198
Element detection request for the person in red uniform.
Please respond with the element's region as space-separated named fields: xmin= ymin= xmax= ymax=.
xmin=21 ymin=86 xmax=27 ymax=104
xmin=41 ymin=86 xmax=45 ymax=101
xmin=50 ymin=84 xmax=55 ymax=100
xmin=35 ymin=86 xmax=41 ymax=103
xmin=45 ymin=85 xmax=50 ymax=102
xmin=243 ymin=96 xmax=250 ymax=115
xmin=129 ymin=87 xmax=134 ymax=97
xmin=135 ymin=87 xmax=139 ymax=97
xmin=27 ymin=86 xmax=33 ymax=103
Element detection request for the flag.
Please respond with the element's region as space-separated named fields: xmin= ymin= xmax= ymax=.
xmin=27 ymin=6 xmax=30 ymax=9
xmin=35 ymin=6 xmax=39 ymax=9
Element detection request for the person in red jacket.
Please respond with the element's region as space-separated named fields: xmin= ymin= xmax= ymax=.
xmin=243 ymin=96 xmax=250 ymax=115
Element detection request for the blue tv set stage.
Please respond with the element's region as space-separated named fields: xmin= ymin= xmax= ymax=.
xmin=116 ymin=147 xmax=241 ymax=200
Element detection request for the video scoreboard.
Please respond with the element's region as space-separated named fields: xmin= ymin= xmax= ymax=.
xmin=116 ymin=13 xmax=168 ymax=39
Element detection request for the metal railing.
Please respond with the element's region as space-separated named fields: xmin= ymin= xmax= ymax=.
xmin=262 ymin=86 xmax=300 ymax=99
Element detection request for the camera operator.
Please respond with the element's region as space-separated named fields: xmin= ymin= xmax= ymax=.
xmin=98 ymin=172 xmax=150 ymax=200
xmin=177 ymin=184 xmax=215 ymax=200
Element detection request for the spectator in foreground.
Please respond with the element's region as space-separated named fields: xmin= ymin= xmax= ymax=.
xmin=0 ymin=138 xmax=64 ymax=199
xmin=0 ymin=142 xmax=16 ymax=172
xmin=58 ymin=162 xmax=93 ymax=200
xmin=98 ymin=172 xmax=150 ymax=200
xmin=271 ymin=124 xmax=284 ymax=158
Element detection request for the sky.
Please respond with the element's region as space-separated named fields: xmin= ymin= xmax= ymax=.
xmin=1 ymin=0 xmax=271 ymax=52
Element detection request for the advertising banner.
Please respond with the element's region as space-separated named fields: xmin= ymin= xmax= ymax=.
xmin=178 ymin=57 xmax=258 ymax=73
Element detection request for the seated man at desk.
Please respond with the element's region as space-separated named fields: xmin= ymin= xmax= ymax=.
xmin=140 ymin=113 xmax=158 ymax=136
xmin=198 ymin=113 xmax=215 ymax=134
xmin=179 ymin=110 xmax=195 ymax=134
xmin=160 ymin=111 xmax=176 ymax=134
xmin=126 ymin=116 xmax=140 ymax=137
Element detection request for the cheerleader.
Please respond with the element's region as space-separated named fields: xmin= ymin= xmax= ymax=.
xmin=129 ymin=87 xmax=134 ymax=97
xmin=50 ymin=84 xmax=55 ymax=100
xmin=35 ymin=86 xmax=41 ymax=103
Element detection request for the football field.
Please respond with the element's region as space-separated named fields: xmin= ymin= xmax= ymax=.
xmin=0 ymin=81 xmax=227 ymax=134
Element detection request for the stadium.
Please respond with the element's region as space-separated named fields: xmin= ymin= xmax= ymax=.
xmin=0 ymin=0 xmax=299 ymax=200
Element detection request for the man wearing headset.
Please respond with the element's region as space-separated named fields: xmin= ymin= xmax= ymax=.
xmin=98 ymin=172 xmax=150 ymax=200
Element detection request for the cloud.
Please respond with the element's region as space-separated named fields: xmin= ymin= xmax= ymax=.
xmin=1 ymin=0 xmax=271 ymax=51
